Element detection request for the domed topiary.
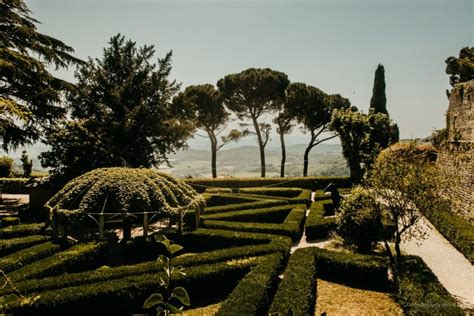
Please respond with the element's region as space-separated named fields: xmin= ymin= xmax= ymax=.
xmin=46 ymin=168 xmax=205 ymax=238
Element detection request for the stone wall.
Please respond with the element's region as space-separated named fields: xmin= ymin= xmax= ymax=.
xmin=446 ymin=81 xmax=473 ymax=141
xmin=437 ymin=80 xmax=473 ymax=222
xmin=437 ymin=145 xmax=473 ymax=222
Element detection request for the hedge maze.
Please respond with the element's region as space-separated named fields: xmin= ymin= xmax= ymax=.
xmin=0 ymin=182 xmax=464 ymax=315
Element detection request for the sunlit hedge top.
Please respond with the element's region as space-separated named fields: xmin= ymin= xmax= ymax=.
xmin=46 ymin=168 xmax=205 ymax=215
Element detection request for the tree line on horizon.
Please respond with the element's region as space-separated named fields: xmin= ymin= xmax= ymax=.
xmin=1 ymin=0 xmax=472 ymax=183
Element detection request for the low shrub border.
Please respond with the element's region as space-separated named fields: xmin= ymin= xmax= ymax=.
xmin=202 ymin=206 xmax=306 ymax=241
xmin=305 ymin=201 xmax=337 ymax=240
xmin=0 ymin=235 xmax=48 ymax=256
xmin=397 ymin=256 xmax=464 ymax=315
xmin=203 ymin=193 xmax=259 ymax=207
xmin=269 ymin=247 xmax=389 ymax=315
xmin=2 ymin=255 xmax=262 ymax=315
xmin=0 ymin=223 xmax=45 ymax=239
xmin=424 ymin=204 xmax=474 ymax=263
xmin=217 ymin=252 xmax=286 ymax=315
xmin=186 ymin=176 xmax=351 ymax=192
xmin=1 ymin=216 xmax=19 ymax=227
xmin=0 ymin=241 xmax=61 ymax=273
xmin=236 ymin=191 xmax=312 ymax=207
xmin=204 ymin=199 xmax=288 ymax=215
xmin=202 ymin=204 xmax=297 ymax=223
xmin=8 ymin=241 xmax=107 ymax=281
xmin=1 ymin=229 xmax=291 ymax=296
xmin=0 ymin=178 xmax=29 ymax=194
xmin=269 ymin=247 xmax=317 ymax=315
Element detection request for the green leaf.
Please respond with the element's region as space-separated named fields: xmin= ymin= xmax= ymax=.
xmin=143 ymin=293 xmax=163 ymax=309
xmin=155 ymin=306 xmax=164 ymax=316
xmin=166 ymin=302 xmax=183 ymax=313
xmin=171 ymin=287 xmax=190 ymax=306
xmin=169 ymin=244 xmax=184 ymax=255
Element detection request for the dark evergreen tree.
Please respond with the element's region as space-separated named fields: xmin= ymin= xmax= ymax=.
xmin=40 ymin=34 xmax=194 ymax=182
xmin=0 ymin=0 xmax=82 ymax=150
xmin=369 ymin=64 xmax=387 ymax=114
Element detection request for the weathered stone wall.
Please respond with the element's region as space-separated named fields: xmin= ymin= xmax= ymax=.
xmin=446 ymin=81 xmax=473 ymax=141
xmin=437 ymin=81 xmax=473 ymax=222
xmin=437 ymin=145 xmax=473 ymax=222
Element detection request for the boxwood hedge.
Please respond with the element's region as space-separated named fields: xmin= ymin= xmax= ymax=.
xmin=218 ymin=252 xmax=286 ymax=315
xmin=0 ymin=177 xmax=29 ymax=194
xmin=185 ymin=176 xmax=351 ymax=192
xmin=424 ymin=204 xmax=474 ymax=264
xmin=269 ymin=247 xmax=390 ymax=315
xmin=0 ymin=241 xmax=61 ymax=273
xmin=0 ymin=235 xmax=48 ymax=256
xmin=202 ymin=206 xmax=306 ymax=241
xmin=269 ymin=247 xmax=318 ymax=316
xmin=8 ymin=241 xmax=107 ymax=281
xmin=204 ymin=199 xmax=288 ymax=215
xmin=305 ymin=201 xmax=337 ymax=240
xmin=0 ymin=223 xmax=45 ymax=239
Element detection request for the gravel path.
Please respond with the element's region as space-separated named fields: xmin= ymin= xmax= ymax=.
xmin=401 ymin=216 xmax=474 ymax=311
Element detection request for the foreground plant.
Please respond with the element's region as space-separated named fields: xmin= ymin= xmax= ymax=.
xmin=368 ymin=143 xmax=452 ymax=280
xmin=143 ymin=235 xmax=190 ymax=315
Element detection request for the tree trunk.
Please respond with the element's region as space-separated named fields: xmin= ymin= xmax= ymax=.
xmin=349 ymin=160 xmax=363 ymax=184
xmin=303 ymin=144 xmax=312 ymax=177
xmin=210 ymin=137 xmax=217 ymax=178
xmin=251 ymin=116 xmax=266 ymax=177
xmin=279 ymin=131 xmax=286 ymax=178
xmin=395 ymin=233 xmax=402 ymax=259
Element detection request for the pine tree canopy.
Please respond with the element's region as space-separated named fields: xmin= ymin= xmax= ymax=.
xmin=0 ymin=0 xmax=82 ymax=150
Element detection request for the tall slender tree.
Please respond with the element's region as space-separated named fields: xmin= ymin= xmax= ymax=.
xmin=287 ymin=83 xmax=350 ymax=177
xmin=273 ymin=106 xmax=295 ymax=178
xmin=173 ymin=84 xmax=245 ymax=178
xmin=1 ymin=0 xmax=82 ymax=150
xmin=218 ymin=68 xmax=289 ymax=177
xmin=369 ymin=64 xmax=387 ymax=114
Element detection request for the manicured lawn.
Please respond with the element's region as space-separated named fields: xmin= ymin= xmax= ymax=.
xmin=315 ymin=279 xmax=403 ymax=316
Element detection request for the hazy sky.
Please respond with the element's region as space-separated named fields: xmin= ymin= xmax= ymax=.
xmin=26 ymin=0 xmax=474 ymax=148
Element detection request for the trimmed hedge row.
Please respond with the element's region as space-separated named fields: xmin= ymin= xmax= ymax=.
xmin=236 ymin=191 xmax=312 ymax=207
xmin=203 ymin=193 xmax=259 ymax=207
xmin=397 ymin=256 xmax=464 ymax=315
xmin=269 ymin=247 xmax=390 ymax=315
xmin=0 ymin=177 xmax=29 ymax=194
xmin=205 ymin=187 xmax=233 ymax=194
xmin=0 ymin=241 xmax=61 ymax=273
xmin=218 ymin=252 xmax=286 ymax=315
xmin=3 ymin=255 xmax=260 ymax=315
xmin=186 ymin=176 xmax=352 ymax=192
xmin=202 ymin=204 xmax=297 ymax=223
xmin=0 ymin=223 xmax=45 ymax=239
xmin=1 ymin=229 xmax=292 ymax=297
xmin=312 ymin=247 xmax=388 ymax=290
xmin=238 ymin=187 xmax=306 ymax=198
xmin=204 ymin=199 xmax=288 ymax=215
xmin=424 ymin=204 xmax=474 ymax=263
xmin=0 ymin=235 xmax=48 ymax=256
xmin=1 ymin=216 xmax=20 ymax=227
xmin=269 ymin=247 xmax=317 ymax=316
xmin=202 ymin=206 xmax=306 ymax=241
xmin=305 ymin=201 xmax=337 ymax=240
xmin=8 ymin=241 xmax=107 ymax=281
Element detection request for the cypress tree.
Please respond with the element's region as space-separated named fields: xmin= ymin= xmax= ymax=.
xmin=369 ymin=64 xmax=388 ymax=114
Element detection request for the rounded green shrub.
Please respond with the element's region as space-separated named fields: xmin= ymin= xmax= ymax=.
xmin=0 ymin=156 xmax=14 ymax=177
xmin=337 ymin=186 xmax=383 ymax=253
xmin=46 ymin=167 xmax=205 ymax=217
